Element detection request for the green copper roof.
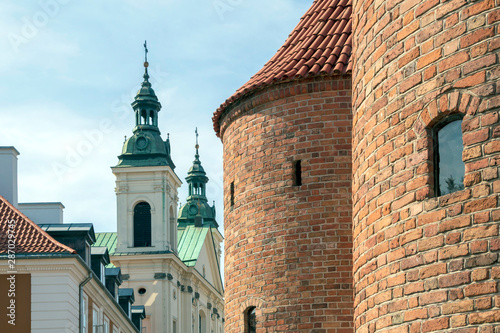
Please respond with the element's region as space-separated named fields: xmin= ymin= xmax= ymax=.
xmin=94 ymin=229 xmax=209 ymax=267
xmin=94 ymin=232 xmax=118 ymax=255
xmin=131 ymin=69 xmax=160 ymax=108
xmin=92 ymin=233 xmax=117 ymax=267
xmin=177 ymin=226 xmax=209 ymax=267
xmin=117 ymin=132 xmax=175 ymax=168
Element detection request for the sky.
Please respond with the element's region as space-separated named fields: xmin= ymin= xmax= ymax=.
xmin=0 ymin=0 xmax=313 ymax=236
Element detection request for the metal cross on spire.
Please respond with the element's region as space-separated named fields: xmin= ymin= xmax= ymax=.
xmin=144 ymin=40 xmax=148 ymax=64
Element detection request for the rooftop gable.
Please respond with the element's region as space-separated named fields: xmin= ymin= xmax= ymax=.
xmin=0 ymin=195 xmax=75 ymax=255
xmin=177 ymin=225 xmax=210 ymax=266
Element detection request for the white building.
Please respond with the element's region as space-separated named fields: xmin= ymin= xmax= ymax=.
xmin=0 ymin=194 xmax=140 ymax=333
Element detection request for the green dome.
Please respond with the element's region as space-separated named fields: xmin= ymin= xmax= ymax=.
xmin=131 ymin=71 xmax=161 ymax=108
xmin=116 ymin=131 xmax=174 ymax=168
xmin=178 ymin=200 xmax=216 ymax=222
xmin=188 ymin=160 xmax=206 ymax=175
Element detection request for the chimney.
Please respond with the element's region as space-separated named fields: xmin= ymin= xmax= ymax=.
xmin=18 ymin=202 xmax=65 ymax=224
xmin=0 ymin=147 xmax=19 ymax=207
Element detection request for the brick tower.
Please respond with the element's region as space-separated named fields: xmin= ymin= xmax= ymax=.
xmin=352 ymin=0 xmax=500 ymax=331
xmin=213 ymin=1 xmax=354 ymax=332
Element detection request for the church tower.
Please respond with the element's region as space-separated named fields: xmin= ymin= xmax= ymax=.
xmin=178 ymin=129 xmax=218 ymax=229
xmin=112 ymin=44 xmax=181 ymax=254
xmin=178 ymin=130 xmax=222 ymax=266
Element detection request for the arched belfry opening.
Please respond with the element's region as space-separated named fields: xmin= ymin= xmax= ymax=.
xmin=134 ymin=202 xmax=152 ymax=247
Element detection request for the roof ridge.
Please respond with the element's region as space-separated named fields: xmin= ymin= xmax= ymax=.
xmin=213 ymin=0 xmax=352 ymax=137
xmin=0 ymin=195 xmax=76 ymax=254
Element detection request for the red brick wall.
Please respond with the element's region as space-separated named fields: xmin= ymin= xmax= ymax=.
xmin=219 ymin=76 xmax=354 ymax=333
xmin=352 ymin=0 xmax=500 ymax=331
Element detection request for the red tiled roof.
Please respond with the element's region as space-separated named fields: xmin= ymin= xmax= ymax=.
xmin=213 ymin=0 xmax=352 ymax=137
xmin=0 ymin=196 xmax=76 ymax=255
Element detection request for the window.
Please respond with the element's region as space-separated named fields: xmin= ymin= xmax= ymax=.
xmin=199 ymin=311 xmax=207 ymax=333
xmin=173 ymin=319 xmax=177 ymax=333
xmin=82 ymin=296 xmax=88 ymax=332
xmin=134 ymin=202 xmax=152 ymax=247
xmin=293 ymin=160 xmax=302 ymax=186
xmin=245 ymin=307 xmax=256 ymax=333
xmin=230 ymin=182 xmax=235 ymax=207
xmin=434 ymin=116 xmax=465 ymax=196
xmin=103 ymin=316 xmax=110 ymax=333
xmin=100 ymin=263 xmax=105 ymax=282
xmin=85 ymin=242 xmax=91 ymax=265
xmin=92 ymin=307 xmax=100 ymax=333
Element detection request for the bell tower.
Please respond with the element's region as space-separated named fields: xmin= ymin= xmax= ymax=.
xmin=112 ymin=42 xmax=181 ymax=254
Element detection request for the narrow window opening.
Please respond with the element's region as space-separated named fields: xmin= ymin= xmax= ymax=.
xmin=230 ymin=182 xmax=235 ymax=207
xmin=149 ymin=110 xmax=154 ymax=125
xmin=134 ymin=202 xmax=152 ymax=247
xmin=245 ymin=307 xmax=256 ymax=333
xmin=434 ymin=116 xmax=465 ymax=196
xmin=293 ymin=160 xmax=302 ymax=186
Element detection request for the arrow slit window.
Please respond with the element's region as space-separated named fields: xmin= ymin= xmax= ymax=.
xmin=134 ymin=202 xmax=152 ymax=247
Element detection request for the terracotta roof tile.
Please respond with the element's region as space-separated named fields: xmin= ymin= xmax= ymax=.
xmin=213 ymin=0 xmax=352 ymax=137
xmin=0 ymin=196 xmax=75 ymax=255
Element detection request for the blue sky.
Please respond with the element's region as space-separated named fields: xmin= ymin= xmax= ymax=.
xmin=0 ymin=0 xmax=312 ymax=234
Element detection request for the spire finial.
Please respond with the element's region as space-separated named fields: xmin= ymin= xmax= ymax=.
xmin=143 ymin=40 xmax=150 ymax=81
xmin=195 ymin=127 xmax=200 ymax=158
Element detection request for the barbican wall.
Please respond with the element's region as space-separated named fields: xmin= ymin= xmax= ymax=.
xmin=352 ymin=0 xmax=500 ymax=331
xmin=220 ymin=76 xmax=354 ymax=333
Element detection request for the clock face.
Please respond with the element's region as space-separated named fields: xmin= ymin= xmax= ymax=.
xmin=136 ymin=136 xmax=148 ymax=150
xmin=189 ymin=204 xmax=198 ymax=215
